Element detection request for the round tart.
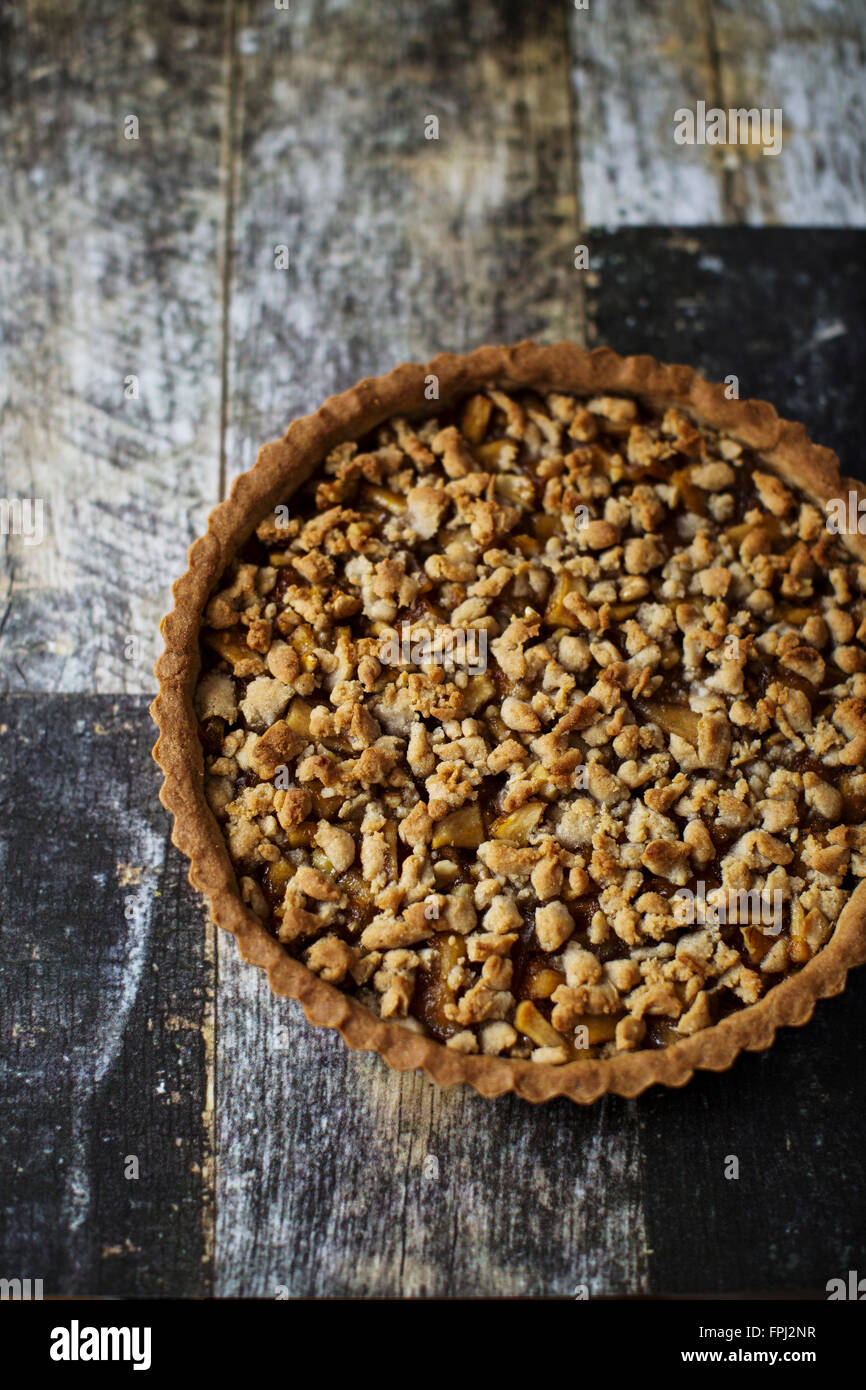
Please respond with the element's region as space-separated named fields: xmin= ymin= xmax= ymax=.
xmin=152 ymin=343 xmax=866 ymax=1103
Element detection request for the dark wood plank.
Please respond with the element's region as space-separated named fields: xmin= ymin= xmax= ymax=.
xmin=591 ymin=226 xmax=866 ymax=1294
xmin=0 ymin=0 xmax=225 ymax=694
xmin=586 ymin=228 xmax=866 ymax=466
xmin=0 ymin=695 xmax=210 ymax=1296
xmin=637 ymin=978 xmax=866 ymax=1296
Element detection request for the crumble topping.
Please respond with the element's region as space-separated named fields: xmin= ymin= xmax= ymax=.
xmin=195 ymin=386 xmax=866 ymax=1060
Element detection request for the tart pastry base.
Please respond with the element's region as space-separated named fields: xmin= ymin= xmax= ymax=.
xmin=152 ymin=343 xmax=866 ymax=1102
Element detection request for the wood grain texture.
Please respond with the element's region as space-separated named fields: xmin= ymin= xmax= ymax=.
xmin=0 ymin=0 xmax=225 ymax=696
xmin=585 ymin=227 xmax=866 ymax=467
xmin=221 ymin=0 xmax=583 ymax=490
xmin=638 ymin=978 xmax=866 ymax=1295
xmin=712 ymin=0 xmax=866 ymax=226
xmin=571 ymin=0 xmax=866 ymax=227
xmin=571 ymin=0 xmax=724 ymax=227
xmin=214 ymin=972 xmax=647 ymax=1298
xmin=0 ymin=696 xmax=210 ymax=1296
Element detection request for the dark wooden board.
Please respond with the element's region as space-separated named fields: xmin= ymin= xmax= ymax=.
xmin=638 ymin=982 xmax=866 ymax=1296
xmin=0 ymin=696 xmax=210 ymax=1296
xmin=587 ymin=228 xmax=866 ymax=469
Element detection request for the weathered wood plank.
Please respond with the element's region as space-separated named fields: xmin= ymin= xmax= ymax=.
xmin=214 ymin=0 xmax=648 ymax=1300
xmin=221 ymin=0 xmax=583 ymax=489
xmin=586 ymin=227 xmax=866 ymax=466
xmin=639 ymin=979 xmax=866 ymax=1295
xmin=0 ymin=695 xmax=210 ymax=1296
xmin=570 ymin=0 xmax=724 ymax=227
xmin=0 ymin=0 xmax=225 ymax=695
xmin=712 ymin=0 xmax=866 ymax=226
xmin=570 ymin=0 xmax=866 ymax=228
xmin=215 ymin=973 xmax=648 ymax=1298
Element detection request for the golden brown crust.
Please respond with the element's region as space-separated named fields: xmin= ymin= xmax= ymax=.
xmin=152 ymin=342 xmax=866 ymax=1103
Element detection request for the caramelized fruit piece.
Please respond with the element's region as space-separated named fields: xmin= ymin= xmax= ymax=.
xmin=534 ymin=514 xmax=561 ymax=541
xmin=741 ymin=926 xmax=774 ymax=965
xmin=461 ymin=393 xmax=493 ymax=444
xmin=414 ymin=933 xmax=467 ymax=1037
xmin=574 ymin=1013 xmax=620 ymax=1045
xmin=490 ymin=800 xmax=544 ymax=843
xmin=485 ymin=707 xmax=510 ymax=742
xmin=514 ymin=533 xmax=541 ymax=556
xmin=431 ymin=805 xmax=485 ymax=850
xmin=311 ymin=847 xmax=335 ymax=875
xmin=545 ymin=571 xmax=581 ymax=629
xmin=383 ymin=820 xmax=399 ymax=876
xmin=473 ymin=439 xmax=514 ymax=468
xmin=777 ymin=605 xmax=813 ymax=625
xmin=671 ymin=466 xmax=707 ymax=517
xmin=202 ymin=626 xmax=261 ymax=669
xmin=285 ymin=697 xmax=313 ymax=737
xmin=646 ymin=1017 xmax=684 ymax=1048
xmin=307 ymin=783 xmax=342 ymax=817
xmin=526 ymin=967 xmax=566 ymax=1000
xmin=726 ymin=515 xmax=781 ymax=547
xmin=515 ymin=1000 xmax=567 ymax=1050
xmin=264 ymin=858 xmax=295 ymax=906
xmin=495 ymin=474 xmax=534 ymax=507
xmin=291 ymin=624 xmax=320 ymax=671
xmin=725 ymin=520 xmax=753 ymax=546
xmin=361 ymin=483 xmax=407 ymax=513
xmin=638 ymin=700 xmax=700 ymax=744
xmin=285 ymin=821 xmax=316 ymax=847
xmin=340 ymin=869 xmax=373 ymax=913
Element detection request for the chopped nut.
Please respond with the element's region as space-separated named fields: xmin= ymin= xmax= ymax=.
xmin=535 ymin=900 xmax=575 ymax=952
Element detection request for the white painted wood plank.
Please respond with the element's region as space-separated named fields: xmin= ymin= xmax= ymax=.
xmin=571 ymin=0 xmax=866 ymax=228
xmin=0 ymin=2 xmax=225 ymax=693
xmin=571 ymin=0 xmax=724 ymax=227
xmin=713 ymin=0 xmax=866 ymax=225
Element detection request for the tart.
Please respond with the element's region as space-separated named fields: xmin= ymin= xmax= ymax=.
xmin=152 ymin=343 xmax=866 ymax=1102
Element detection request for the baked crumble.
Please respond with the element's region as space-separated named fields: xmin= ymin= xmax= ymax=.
xmin=194 ymin=387 xmax=866 ymax=1062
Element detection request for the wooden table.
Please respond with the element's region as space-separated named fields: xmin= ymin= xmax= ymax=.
xmin=1 ymin=0 xmax=864 ymax=1299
